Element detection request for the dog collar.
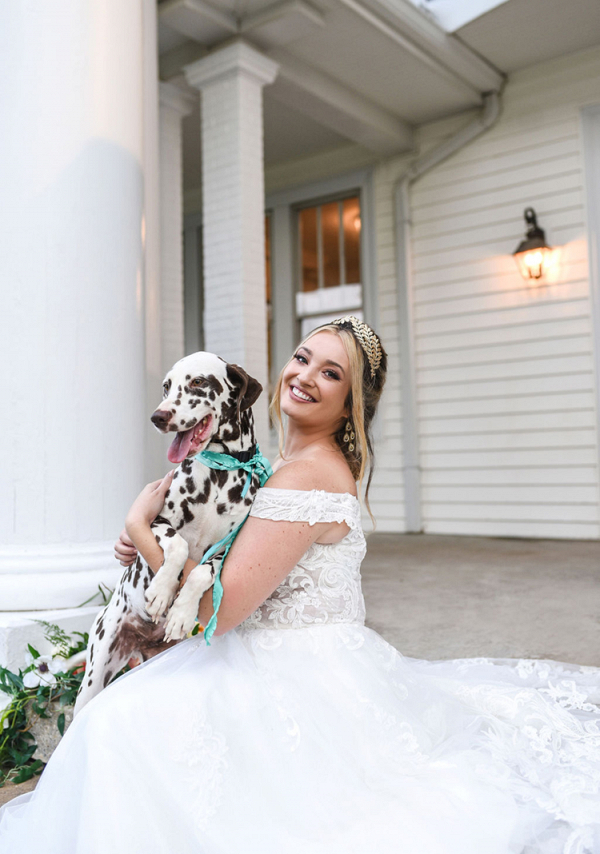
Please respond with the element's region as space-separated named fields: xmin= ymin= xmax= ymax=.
xmin=224 ymin=444 xmax=257 ymax=464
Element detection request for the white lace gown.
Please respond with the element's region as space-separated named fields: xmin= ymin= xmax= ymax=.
xmin=1 ymin=488 xmax=599 ymax=854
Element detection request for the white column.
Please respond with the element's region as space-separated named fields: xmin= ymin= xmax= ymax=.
xmin=142 ymin=0 xmax=166 ymax=485
xmin=159 ymin=82 xmax=195 ymax=375
xmin=184 ymin=42 xmax=279 ymax=445
xmin=0 ymin=1 xmax=150 ymax=618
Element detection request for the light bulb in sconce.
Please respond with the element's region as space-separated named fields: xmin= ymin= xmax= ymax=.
xmin=513 ymin=208 xmax=553 ymax=282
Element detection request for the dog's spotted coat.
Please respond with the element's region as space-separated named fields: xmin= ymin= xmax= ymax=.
xmin=74 ymin=353 xmax=264 ymax=714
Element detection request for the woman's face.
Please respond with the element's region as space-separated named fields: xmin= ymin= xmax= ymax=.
xmin=280 ymin=330 xmax=351 ymax=433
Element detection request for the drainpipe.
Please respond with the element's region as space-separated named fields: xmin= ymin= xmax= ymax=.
xmin=395 ymin=91 xmax=501 ymax=532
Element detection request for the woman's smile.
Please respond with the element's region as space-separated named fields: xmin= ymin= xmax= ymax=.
xmin=289 ymin=384 xmax=317 ymax=403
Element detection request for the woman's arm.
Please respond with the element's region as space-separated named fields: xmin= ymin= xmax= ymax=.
xmin=124 ymin=471 xmax=175 ymax=571
xmin=195 ymin=513 xmax=332 ymax=635
xmin=125 ymin=520 xmax=167 ymax=573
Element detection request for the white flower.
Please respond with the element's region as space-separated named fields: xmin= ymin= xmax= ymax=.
xmin=22 ymin=653 xmax=63 ymax=689
xmin=0 ymin=690 xmax=13 ymax=729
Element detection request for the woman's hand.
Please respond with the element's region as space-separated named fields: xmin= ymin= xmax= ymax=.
xmin=125 ymin=471 xmax=175 ymax=533
xmin=114 ymin=529 xmax=138 ymax=566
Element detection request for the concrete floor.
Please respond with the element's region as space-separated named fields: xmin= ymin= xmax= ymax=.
xmin=362 ymin=533 xmax=600 ymax=666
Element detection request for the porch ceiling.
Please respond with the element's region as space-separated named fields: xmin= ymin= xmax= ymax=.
xmin=266 ymin=4 xmax=482 ymax=124
xmin=181 ymin=88 xmax=351 ymax=192
xmin=160 ymin=0 xmax=600 ymax=193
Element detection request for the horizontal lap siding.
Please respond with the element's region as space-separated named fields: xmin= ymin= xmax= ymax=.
xmin=373 ymin=46 xmax=600 ymax=538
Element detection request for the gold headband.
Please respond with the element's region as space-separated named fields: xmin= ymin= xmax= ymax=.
xmin=331 ymin=316 xmax=382 ymax=379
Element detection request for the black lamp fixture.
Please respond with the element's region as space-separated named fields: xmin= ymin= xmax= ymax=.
xmin=513 ymin=207 xmax=552 ymax=281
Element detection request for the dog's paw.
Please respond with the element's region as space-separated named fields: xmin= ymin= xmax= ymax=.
xmin=163 ymin=600 xmax=198 ymax=642
xmin=145 ymin=576 xmax=178 ymax=621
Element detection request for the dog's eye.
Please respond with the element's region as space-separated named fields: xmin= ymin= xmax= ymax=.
xmin=190 ymin=377 xmax=206 ymax=387
xmin=162 ymin=381 xmax=171 ymax=395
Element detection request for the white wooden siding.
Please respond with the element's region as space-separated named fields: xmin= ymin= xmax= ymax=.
xmin=371 ymin=46 xmax=600 ymax=538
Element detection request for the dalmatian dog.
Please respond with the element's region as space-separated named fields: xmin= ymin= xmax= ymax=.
xmin=74 ymin=352 xmax=263 ymax=714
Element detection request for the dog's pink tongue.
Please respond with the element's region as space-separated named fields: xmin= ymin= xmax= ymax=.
xmin=168 ymin=428 xmax=194 ymax=464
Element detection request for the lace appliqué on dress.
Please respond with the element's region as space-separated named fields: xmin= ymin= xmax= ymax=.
xmin=173 ymin=703 xmax=229 ymax=831
xmin=241 ymin=488 xmax=366 ymax=630
xmin=437 ymin=659 xmax=600 ymax=849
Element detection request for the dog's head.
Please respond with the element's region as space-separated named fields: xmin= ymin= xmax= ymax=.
xmin=150 ymin=352 xmax=262 ymax=464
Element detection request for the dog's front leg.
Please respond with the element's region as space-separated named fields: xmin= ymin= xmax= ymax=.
xmin=145 ymin=519 xmax=189 ymax=621
xmin=163 ymin=558 xmax=219 ymax=642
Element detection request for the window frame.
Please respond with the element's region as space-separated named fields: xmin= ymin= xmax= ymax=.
xmin=296 ymin=193 xmax=362 ymax=295
xmin=266 ymin=169 xmax=378 ymax=389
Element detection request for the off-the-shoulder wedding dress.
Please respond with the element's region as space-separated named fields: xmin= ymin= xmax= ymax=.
xmin=1 ymin=488 xmax=599 ymax=853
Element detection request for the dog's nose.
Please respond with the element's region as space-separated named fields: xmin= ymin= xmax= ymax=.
xmin=151 ymin=409 xmax=173 ymax=429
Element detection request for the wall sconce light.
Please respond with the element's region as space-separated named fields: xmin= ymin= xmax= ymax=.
xmin=513 ymin=207 xmax=552 ymax=281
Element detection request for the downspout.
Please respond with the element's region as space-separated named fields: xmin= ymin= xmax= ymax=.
xmin=395 ymin=91 xmax=501 ymax=532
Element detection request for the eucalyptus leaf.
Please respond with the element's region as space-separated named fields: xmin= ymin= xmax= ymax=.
xmin=57 ymin=712 xmax=65 ymax=736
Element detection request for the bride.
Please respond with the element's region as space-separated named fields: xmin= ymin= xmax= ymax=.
xmin=1 ymin=316 xmax=599 ymax=854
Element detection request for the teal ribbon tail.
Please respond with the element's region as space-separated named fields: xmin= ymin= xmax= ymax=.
xmin=199 ymin=528 xmax=237 ymax=645
xmin=203 ymin=546 xmax=227 ymax=645
xmin=194 ymin=445 xmax=272 ymax=644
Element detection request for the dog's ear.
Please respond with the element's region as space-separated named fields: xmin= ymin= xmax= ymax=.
xmin=226 ymin=364 xmax=263 ymax=413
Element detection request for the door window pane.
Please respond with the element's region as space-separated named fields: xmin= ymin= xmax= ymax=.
xmin=299 ymin=207 xmax=318 ymax=292
xmin=321 ymin=201 xmax=340 ymax=288
xmin=343 ymin=197 xmax=361 ymax=285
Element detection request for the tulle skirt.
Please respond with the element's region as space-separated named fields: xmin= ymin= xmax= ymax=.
xmin=1 ymin=622 xmax=599 ymax=854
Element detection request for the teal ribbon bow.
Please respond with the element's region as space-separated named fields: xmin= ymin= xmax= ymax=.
xmin=193 ymin=446 xmax=272 ymax=644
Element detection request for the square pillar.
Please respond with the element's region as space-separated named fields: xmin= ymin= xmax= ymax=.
xmin=184 ymin=41 xmax=279 ymax=445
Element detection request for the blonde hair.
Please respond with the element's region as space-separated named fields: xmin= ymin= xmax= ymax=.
xmin=270 ymin=321 xmax=387 ymax=522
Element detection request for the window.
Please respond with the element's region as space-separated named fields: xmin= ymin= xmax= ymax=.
xmin=296 ymin=194 xmax=363 ymax=339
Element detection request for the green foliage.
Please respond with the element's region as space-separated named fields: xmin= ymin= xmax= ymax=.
xmin=32 ymin=620 xmax=88 ymax=660
xmin=76 ymin=582 xmax=114 ymax=608
xmin=0 ymin=623 xmax=89 ymax=787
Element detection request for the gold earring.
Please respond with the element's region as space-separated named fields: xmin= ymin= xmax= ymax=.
xmin=343 ymin=420 xmax=355 ymax=452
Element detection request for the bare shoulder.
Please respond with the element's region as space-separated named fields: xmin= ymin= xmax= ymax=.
xmin=267 ymin=452 xmax=357 ymax=497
